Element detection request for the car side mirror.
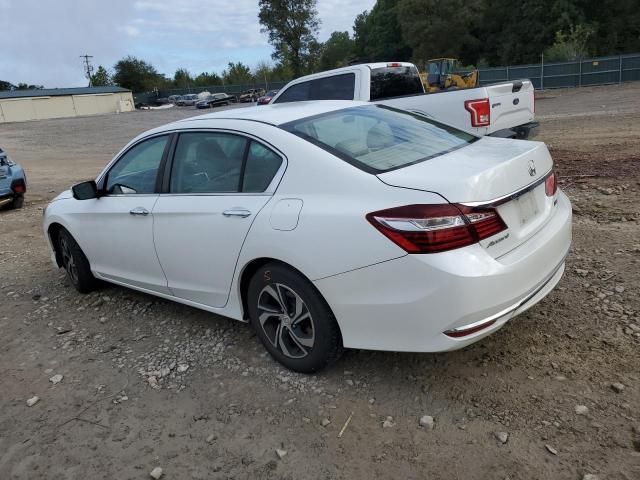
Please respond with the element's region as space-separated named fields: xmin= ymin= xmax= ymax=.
xmin=72 ymin=180 xmax=99 ymax=200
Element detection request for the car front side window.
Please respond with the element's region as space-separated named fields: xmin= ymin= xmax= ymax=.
xmin=105 ymin=135 xmax=169 ymax=194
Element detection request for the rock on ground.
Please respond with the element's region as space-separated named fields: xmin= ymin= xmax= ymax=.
xmin=149 ymin=467 xmax=163 ymax=479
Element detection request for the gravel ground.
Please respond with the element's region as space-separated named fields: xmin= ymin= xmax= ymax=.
xmin=1 ymin=86 xmax=639 ymax=480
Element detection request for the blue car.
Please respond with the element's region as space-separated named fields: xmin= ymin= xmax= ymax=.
xmin=0 ymin=147 xmax=27 ymax=209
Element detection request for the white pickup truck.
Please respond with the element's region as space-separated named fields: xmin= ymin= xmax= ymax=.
xmin=270 ymin=62 xmax=538 ymax=139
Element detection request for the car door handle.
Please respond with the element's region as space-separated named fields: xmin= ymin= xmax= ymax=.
xmin=129 ymin=207 xmax=149 ymax=216
xmin=223 ymin=208 xmax=252 ymax=218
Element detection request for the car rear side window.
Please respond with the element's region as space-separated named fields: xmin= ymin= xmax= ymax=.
xmin=169 ymin=132 xmax=282 ymax=194
xmin=370 ymin=66 xmax=424 ymax=100
xmin=282 ymin=105 xmax=476 ymax=173
xmin=170 ymin=132 xmax=247 ymax=193
xmin=242 ymin=142 xmax=283 ymax=192
xmin=274 ymin=73 xmax=355 ymax=103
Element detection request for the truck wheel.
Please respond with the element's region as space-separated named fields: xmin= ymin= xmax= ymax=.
xmin=10 ymin=195 xmax=24 ymax=209
xmin=57 ymin=229 xmax=98 ymax=293
xmin=247 ymin=263 xmax=343 ymax=373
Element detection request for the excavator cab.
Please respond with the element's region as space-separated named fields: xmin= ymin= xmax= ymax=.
xmin=423 ymin=58 xmax=478 ymax=93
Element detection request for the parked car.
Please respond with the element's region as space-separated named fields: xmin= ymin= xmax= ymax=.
xmin=257 ymin=89 xmax=279 ymax=106
xmin=168 ymin=95 xmax=182 ymax=104
xmin=180 ymin=94 xmax=200 ymax=106
xmin=239 ymin=88 xmax=266 ymax=103
xmin=196 ymin=93 xmax=236 ymax=109
xmin=0 ymin=147 xmax=27 ymax=209
xmin=271 ymin=62 xmax=538 ymax=139
xmin=43 ymin=101 xmax=571 ymax=372
xmin=174 ymin=96 xmax=186 ymax=106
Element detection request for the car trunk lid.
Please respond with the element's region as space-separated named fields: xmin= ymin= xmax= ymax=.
xmin=377 ymin=137 xmax=557 ymax=257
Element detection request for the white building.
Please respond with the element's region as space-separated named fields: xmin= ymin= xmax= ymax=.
xmin=0 ymin=86 xmax=134 ymax=123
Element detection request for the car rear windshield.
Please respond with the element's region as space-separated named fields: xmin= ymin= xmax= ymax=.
xmin=281 ymin=105 xmax=477 ymax=173
xmin=370 ymin=66 xmax=424 ymax=100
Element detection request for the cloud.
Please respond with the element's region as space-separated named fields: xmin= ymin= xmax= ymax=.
xmin=0 ymin=0 xmax=375 ymax=88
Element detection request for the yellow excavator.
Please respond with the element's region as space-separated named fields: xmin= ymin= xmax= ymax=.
xmin=420 ymin=58 xmax=479 ymax=93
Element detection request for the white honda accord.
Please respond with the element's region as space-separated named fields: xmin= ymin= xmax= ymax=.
xmin=43 ymin=101 xmax=572 ymax=372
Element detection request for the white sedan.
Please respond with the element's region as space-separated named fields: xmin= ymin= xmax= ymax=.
xmin=43 ymin=101 xmax=572 ymax=372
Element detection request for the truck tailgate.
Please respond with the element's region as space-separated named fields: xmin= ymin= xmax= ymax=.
xmin=486 ymin=80 xmax=535 ymax=135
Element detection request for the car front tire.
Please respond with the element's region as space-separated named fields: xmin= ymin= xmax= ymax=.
xmin=247 ymin=263 xmax=343 ymax=373
xmin=57 ymin=229 xmax=98 ymax=293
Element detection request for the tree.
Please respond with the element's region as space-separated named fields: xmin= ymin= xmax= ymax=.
xmin=253 ymin=61 xmax=275 ymax=88
xmin=258 ymin=0 xmax=320 ymax=77
xmin=90 ymin=66 xmax=113 ymax=87
xmin=353 ymin=0 xmax=412 ymax=62
xmin=397 ymin=0 xmax=481 ymax=67
xmin=319 ymin=31 xmax=355 ymax=70
xmin=544 ymin=24 xmax=594 ymax=61
xmin=222 ymin=62 xmax=253 ymax=85
xmin=0 ymin=80 xmax=16 ymax=91
xmin=112 ymin=56 xmax=169 ymax=92
xmin=16 ymin=83 xmax=44 ymax=90
xmin=193 ymin=72 xmax=222 ymax=87
xmin=173 ymin=68 xmax=193 ymax=88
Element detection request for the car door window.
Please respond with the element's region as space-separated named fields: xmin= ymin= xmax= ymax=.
xmin=170 ymin=132 xmax=247 ymax=193
xmin=242 ymin=142 xmax=283 ymax=192
xmin=105 ymin=135 xmax=168 ymax=194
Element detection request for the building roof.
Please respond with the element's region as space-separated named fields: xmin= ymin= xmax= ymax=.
xmin=0 ymin=86 xmax=130 ymax=100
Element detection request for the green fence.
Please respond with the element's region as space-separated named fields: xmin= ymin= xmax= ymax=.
xmin=477 ymin=53 xmax=640 ymax=89
xmin=134 ymin=52 xmax=640 ymax=104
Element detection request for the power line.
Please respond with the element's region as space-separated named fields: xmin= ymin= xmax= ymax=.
xmin=80 ymin=54 xmax=94 ymax=87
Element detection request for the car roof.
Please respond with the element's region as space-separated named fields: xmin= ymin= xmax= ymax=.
xmin=176 ymin=100 xmax=370 ymax=127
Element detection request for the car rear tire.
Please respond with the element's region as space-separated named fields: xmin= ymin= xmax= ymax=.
xmin=10 ymin=195 xmax=24 ymax=209
xmin=247 ymin=263 xmax=343 ymax=373
xmin=57 ymin=229 xmax=98 ymax=293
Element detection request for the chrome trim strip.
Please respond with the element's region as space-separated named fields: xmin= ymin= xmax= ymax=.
xmin=444 ymin=252 xmax=567 ymax=334
xmin=460 ymin=168 xmax=553 ymax=208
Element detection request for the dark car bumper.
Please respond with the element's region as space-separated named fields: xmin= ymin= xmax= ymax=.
xmin=490 ymin=121 xmax=539 ymax=140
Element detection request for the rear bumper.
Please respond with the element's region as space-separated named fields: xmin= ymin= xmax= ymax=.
xmin=314 ymin=191 xmax=572 ymax=352
xmin=490 ymin=121 xmax=539 ymax=140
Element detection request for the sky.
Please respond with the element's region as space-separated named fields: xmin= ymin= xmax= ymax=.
xmin=0 ymin=0 xmax=375 ymax=88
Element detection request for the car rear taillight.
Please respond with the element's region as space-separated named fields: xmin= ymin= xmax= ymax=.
xmin=464 ymin=98 xmax=490 ymax=127
xmin=366 ymin=204 xmax=507 ymax=254
xmin=387 ymin=62 xmax=402 ymax=68
xmin=545 ymin=171 xmax=557 ymax=196
xmin=12 ymin=181 xmax=25 ymax=194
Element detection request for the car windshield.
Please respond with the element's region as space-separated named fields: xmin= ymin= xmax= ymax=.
xmin=282 ymin=105 xmax=477 ymax=173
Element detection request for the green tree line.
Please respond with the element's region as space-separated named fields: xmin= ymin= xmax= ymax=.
xmin=4 ymin=0 xmax=637 ymax=92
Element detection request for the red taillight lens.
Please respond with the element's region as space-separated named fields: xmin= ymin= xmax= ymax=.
xmin=12 ymin=182 xmax=25 ymax=194
xmin=545 ymin=171 xmax=557 ymax=196
xmin=464 ymin=98 xmax=490 ymax=127
xmin=366 ymin=204 xmax=507 ymax=254
xmin=387 ymin=62 xmax=402 ymax=68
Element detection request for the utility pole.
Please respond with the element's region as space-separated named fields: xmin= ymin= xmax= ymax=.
xmin=80 ymin=54 xmax=94 ymax=87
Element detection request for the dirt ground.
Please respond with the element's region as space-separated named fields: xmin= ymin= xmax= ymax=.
xmin=1 ymin=84 xmax=639 ymax=480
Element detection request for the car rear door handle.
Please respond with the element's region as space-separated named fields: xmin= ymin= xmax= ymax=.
xmin=129 ymin=207 xmax=149 ymax=216
xmin=223 ymin=208 xmax=251 ymax=218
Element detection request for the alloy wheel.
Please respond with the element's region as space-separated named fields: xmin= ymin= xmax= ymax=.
xmin=257 ymin=283 xmax=315 ymax=359
xmin=60 ymin=236 xmax=79 ymax=285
